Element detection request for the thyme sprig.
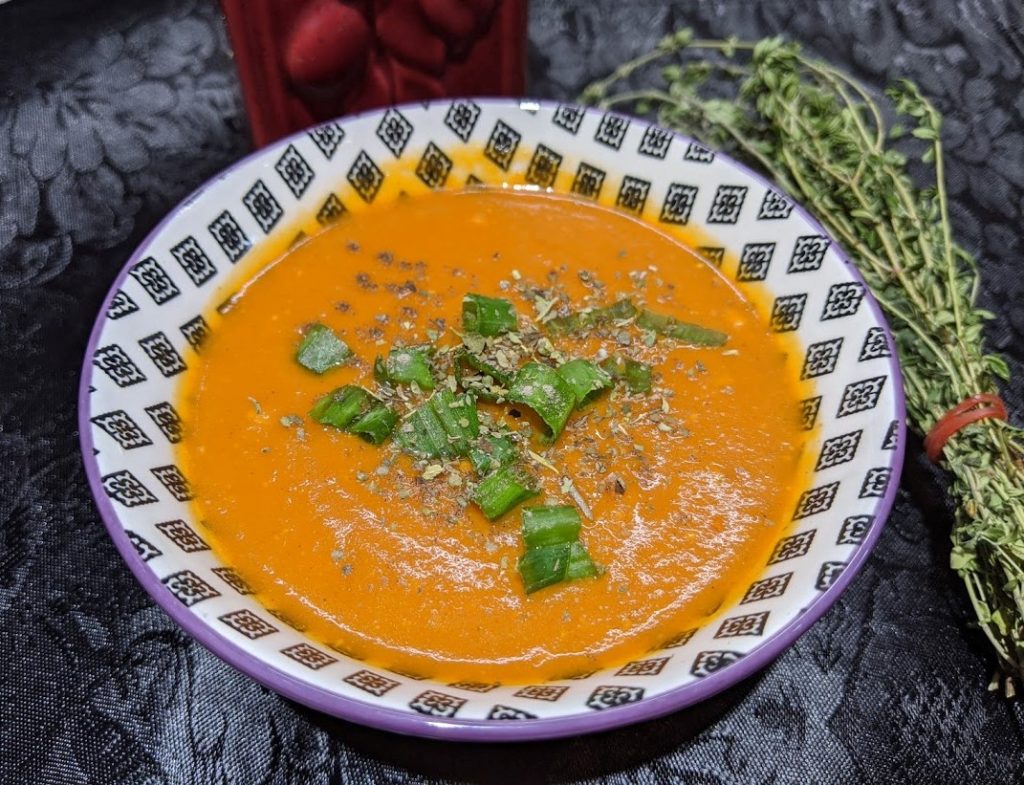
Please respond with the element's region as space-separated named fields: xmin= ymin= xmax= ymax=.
xmin=583 ymin=29 xmax=1024 ymax=692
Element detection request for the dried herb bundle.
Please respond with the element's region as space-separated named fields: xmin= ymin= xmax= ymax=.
xmin=583 ymin=30 xmax=1024 ymax=692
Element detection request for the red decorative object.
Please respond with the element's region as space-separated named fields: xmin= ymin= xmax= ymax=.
xmin=221 ymin=0 xmax=528 ymax=148
xmin=924 ymin=393 xmax=1008 ymax=462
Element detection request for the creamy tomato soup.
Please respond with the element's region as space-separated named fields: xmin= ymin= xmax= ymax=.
xmin=179 ymin=188 xmax=811 ymax=683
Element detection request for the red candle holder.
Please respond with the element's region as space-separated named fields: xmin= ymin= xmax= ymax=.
xmin=221 ymin=0 xmax=528 ymax=148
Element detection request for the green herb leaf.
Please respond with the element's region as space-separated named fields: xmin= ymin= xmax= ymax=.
xmin=601 ymin=356 xmax=653 ymax=394
xmin=517 ymin=543 xmax=571 ymax=594
xmin=506 ymin=362 xmax=577 ymax=441
xmin=374 ymin=347 xmax=435 ymax=389
xmin=397 ymin=389 xmax=480 ymax=458
xmin=296 ymin=324 xmax=351 ymax=373
xmin=468 ymin=434 xmax=519 ymax=475
xmin=546 ymin=298 xmax=637 ymax=335
xmin=462 ymin=293 xmax=518 ymax=336
xmin=557 ymin=359 xmax=613 ymax=407
xmin=309 ymin=385 xmax=373 ymax=429
xmin=635 ymin=309 xmax=728 ymax=346
xmin=472 ymin=463 xmax=539 ymax=520
xmin=349 ymin=404 xmax=399 ymax=444
xmin=522 ymin=505 xmax=582 ymax=549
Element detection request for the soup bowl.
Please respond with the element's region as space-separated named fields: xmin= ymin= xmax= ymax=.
xmin=79 ymin=99 xmax=904 ymax=741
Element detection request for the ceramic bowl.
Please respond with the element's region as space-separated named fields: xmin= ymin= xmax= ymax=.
xmin=79 ymin=99 xmax=905 ymax=741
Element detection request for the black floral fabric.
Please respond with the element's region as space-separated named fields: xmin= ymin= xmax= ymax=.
xmin=1 ymin=1 xmax=1022 ymax=783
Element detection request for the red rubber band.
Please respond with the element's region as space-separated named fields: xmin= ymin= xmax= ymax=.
xmin=924 ymin=393 xmax=1008 ymax=462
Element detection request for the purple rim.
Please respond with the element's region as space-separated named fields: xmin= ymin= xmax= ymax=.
xmin=77 ymin=98 xmax=907 ymax=742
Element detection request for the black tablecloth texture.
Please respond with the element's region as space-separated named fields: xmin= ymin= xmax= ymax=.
xmin=2 ymin=1 xmax=1023 ymax=782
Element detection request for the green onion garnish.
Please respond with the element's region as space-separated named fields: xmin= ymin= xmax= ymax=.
xmin=397 ymin=389 xmax=480 ymax=458
xmin=506 ymin=362 xmax=577 ymax=441
xmin=517 ymin=543 xmax=571 ymax=594
xmin=565 ymin=541 xmax=600 ymax=580
xmin=521 ymin=505 xmax=582 ymax=549
xmin=349 ymin=404 xmax=399 ymax=444
xmin=635 ymin=309 xmax=728 ymax=346
xmin=557 ymin=359 xmax=612 ymax=408
xmin=471 ymin=464 xmax=539 ymax=520
xmin=374 ymin=346 xmax=435 ymax=389
xmin=546 ymin=298 xmax=637 ymax=335
xmin=453 ymin=349 xmax=513 ymax=401
xmin=309 ymin=385 xmax=373 ymax=429
xmin=468 ymin=434 xmax=518 ymax=475
xmin=462 ymin=293 xmax=518 ymax=336
xmin=295 ymin=323 xmax=352 ymax=373
xmin=601 ymin=356 xmax=653 ymax=394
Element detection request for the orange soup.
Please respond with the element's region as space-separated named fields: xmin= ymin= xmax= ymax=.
xmin=179 ymin=189 xmax=809 ymax=683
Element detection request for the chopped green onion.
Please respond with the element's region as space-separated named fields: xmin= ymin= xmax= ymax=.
xmin=309 ymin=385 xmax=373 ymax=429
xmin=397 ymin=389 xmax=480 ymax=458
xmin=601 ymin=356 xmax=653 ymax=394
xmin=521 ymin=505 xmax=582 ymax=549
xmin=349 ymin=404 xmax=399 ymax=444
xmin=506 ymin=362 xmax=577 ymax=441
xmin=462 ymin=293 xmax=518 ymax=336
xmin=374 ymin=347 xmax=435 ymax=389
xmin=565 ymin=541 xmax=600 ymax=580
xmin=468 ymin=434 xmax=518 ymax=475
xmin=546 ymin=298 xmax=637 ymax=335
xmin=295 ymin=324 xmax=351 ymax=373
xmin=471 ymin=464 xmax=539 ymax=520
xmin=557 ymin=359 xmax=612 ymax=407
xmin=635 ymin=309 xmax=728 ymax=346
xmin=517 ymin=543 xmax=571 ymax=594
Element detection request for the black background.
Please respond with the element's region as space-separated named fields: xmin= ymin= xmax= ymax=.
xmin=1 ymin=1 xmax=1023 ymax=782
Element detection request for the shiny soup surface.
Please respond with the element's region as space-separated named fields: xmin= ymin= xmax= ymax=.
xmin=180 ymin=188 xmax=810 ymax=683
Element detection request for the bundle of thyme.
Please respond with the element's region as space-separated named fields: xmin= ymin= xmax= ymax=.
xmin=582 ymin=29 xmax=1024 ymax=692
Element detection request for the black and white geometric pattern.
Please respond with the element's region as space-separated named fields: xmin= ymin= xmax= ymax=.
xmin=129 ymin=257 xmax=179 ymax=305
xmin=90 ymin=410 xmax=152 ymax=450
xmin=150 ymin=465 xmax=192 ymax=502
xmin=758 ymin=190 xmax=794 ymax=219
xmin=816 ymin=430 xmax=863 ymax=471
xmin=822 ymin=282 xmax=865 ymax=320
xmin=800 ymin=396 xmax=823 ymax=430
xmin=882 ymin=419 xmax=900 ymax=450
xmin=859 ymin=467 xmax=892 ymax=498
xmin=707 ymin=185 xmax=747 ymax=223
xmin=444 ymin=100 xmax=481 ymax=141
xmin=551 ymin=104 xmax=584 ymax=134
xmin=801 ymin=338 xmax=844 ymax=379
xmin=683 ymin=141 xmax=715 ymax=163
xmin=308 ymin=123 xmax=345 ymax=159
xmin=101 ymin=470 xmax=157 ymax=507
xmin=415 ymin=142 xmax=453 ymax=189
xmin=594 ymin=114 xmax=629 ymax=149
xmin=281 ymin=643 xmax=336 ymax=671
xmin=211 ymin=566 xmax=251 ymax=595
xmin=837 ymin=376 xmax=887 ymax=417
xmin=219 ymin=609 xmax=278 ymax=640
xmin=346 ymin=151 xmax=384 ymax=203
xmin=171 ymin=236 xmax=216 ymax=286
xmin=125 ymin=530 xmax=161 ymax=562
xmin=741 ymin=573 xmax=792 ymax=604
xmin=788 ymin=235 xmax=831 ymax=272
xmin=615 ymin=175 xmax=651 ymax=214
xmin=315 ymin=193 xmax=346 ymax=226
xmin=107 ymin=290 xmax=139 ymax=320
xmin=179 ymin=314 xmax=210 ymax=352
xmin=571 ymin=162 xmax=605 ymax=199
xmin=586 ymin=685 xmax=644 ymax=710
xmin=93 ymin=344 xmax=147 ymax=387
xmin=770 ymin=294 xmax=807 ymax=332
xmin=144 ymin=402 xmax=182 ymax=443
xmin=794 ymin=481 xmax=840 ymax=518
xmin=376 ymin=109 xmax=414 ymax=157
xmin=484 ymin=120 xmax=521 ymax=170
xmin=715 ymin=611 xmax=769 ymax=638
xmin=162 ymin=570 xmax=219 ymax=606
xmin=514 ymin=685 xmax=568 ymax=702
xmin=768 ymin=530 xmax=817 ymax=564
xmin=138 ymin=332 xmax=186 ymax=377
xmin=616 ymin=657 xmax=670 ymax=677
xmin=409 ymin=690 xmax=466 ymax=718
xmin=859 ymin=327 xmax=892 ymax=360
xmin=155 ymin=519 xmax=208 ymax=552
xmin=737 ymin=242 xmax=775 ymax=282
xmin=659 ymin=183 xmax=698 ymax=225
xmin=525 ymin=144 xmax=562 ymax=188
xmin=638 ymin=126 xmax=672 ymax=158
xmin=274 ymin=144 xmax=315 ymax=198
xmin=816 ymin=561 xmax=847 ymax=591
xmin=838 ymin=515 xmax=872 ymax=545
xmin=208 ymin=210 xmax=250 ymax=263
xmin=344 ymin=670 xmax=400 ymax=697
xmin=487 ymin=705 xmax=537 ymax=720
xmin=691 ymin=650 xmax=742 ymax=678
xmin=243 ymin=179 xmax=283 ymax=233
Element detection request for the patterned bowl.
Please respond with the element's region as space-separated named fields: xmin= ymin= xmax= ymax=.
xmin=79 ymin=99 xmax=905 ymax=741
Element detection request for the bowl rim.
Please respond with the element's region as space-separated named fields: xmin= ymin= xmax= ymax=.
xmin=78 ymin=97 xmax=907 ymax=742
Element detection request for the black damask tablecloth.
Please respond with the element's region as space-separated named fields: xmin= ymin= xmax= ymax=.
xmin=2 ymin=1 xmax=1023 ymax=783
